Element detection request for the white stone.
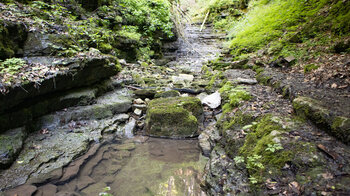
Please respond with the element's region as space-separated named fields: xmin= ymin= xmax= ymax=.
xmin=172 ymin=74 xmax=194 ymax=83
xmin=202 ymin=91 xmax=221 ymax=109
xmin=235 ymin=77 xmax=258 ymax=85
xmin=134 ymin=98 xmax=145 ymax=104
xmin=134 ymin=108 xmax=142 ymax=116
xmin=270 ymin=130 xmax=280 ymax=136
xmin=272 ymin=137 xmax=281 ymax=143
xmin=181 ymin=94 xmax=189 ymax=97
xmin=114 ymin=113 xmax=129 ymax=122
xmin=196 ymin=92 xmax=208 ymax=102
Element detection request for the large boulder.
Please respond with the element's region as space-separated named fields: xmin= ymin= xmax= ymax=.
xmin=145 ymin=97 xmax=203 ymax=138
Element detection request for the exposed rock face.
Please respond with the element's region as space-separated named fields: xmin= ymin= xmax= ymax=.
xmin=0 ymin=56 xmax=118 ymax=113
xmin=0 ymin=127 xmax=26 ymax=169
xmin=145 ymin=97 xmax=203 ymax=138
xmin=0 ymin=56 xmax=120 ymax=133
xmin=4 ymin=184 xmax=37 ymax=196
xmin=0 ymin=87 xmax=132 ymax=190
xmin=23 ymin=33 xmax=68 ymax=57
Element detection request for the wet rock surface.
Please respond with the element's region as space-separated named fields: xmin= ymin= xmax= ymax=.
xmin=0 ymin=127 xmax=26 ymax=169
xmin=1 ymin=17 xmax=349 ymax=196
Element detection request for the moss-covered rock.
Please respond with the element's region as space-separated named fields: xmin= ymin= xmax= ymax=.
xmin=133 ymin=89 xmax=157 ymax=99
xmin=293 ymin=96 xmax=350 ymax=144
xmin=0 ymin=127 xmax=26 ymax=169
xmin=154 ymin=90 xmax=180 ymax=98
xmin=145 ymin=97 xmax=203 ymax=138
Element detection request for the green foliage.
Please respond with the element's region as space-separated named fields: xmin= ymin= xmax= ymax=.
xmin=219 ymin=82 xmax=251 ymax=113
xmin=1 ymin=0 xmax=174 ymax=61
xmin=116 ymin=0 xmax=174 ymax=38
xmin=238 ymin=115 xmax=292 ymax=184
xmin=234 ymin=156 xmax=245 ymax=164
xmin=0 ymin=58 xmax=26 ymax=74
xmin=248 ymin=176 xmax=258 ymax=184
xmin=197 ymin=0 xmax=247 ymax=32
xmin=304 ymin=64 xmax=319 ymax=73
xmin=118 ymin=26 xmax=142 ymax=41
xmin=265 ymin=143 xmax=283 ymax=153
xmin=246 ymin=154 xmax=264 ymax=171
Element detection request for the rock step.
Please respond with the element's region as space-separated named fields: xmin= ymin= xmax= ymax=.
xmin=0 ymin=55 xmax=120 ymax=133
xmin=256 ymin=67 xmax=350 ymax=144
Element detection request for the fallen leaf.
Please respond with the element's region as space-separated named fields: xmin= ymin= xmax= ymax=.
xmin=40 ymin=128 xmax=49 ymax=134
xmin=266 ymin=178 xmax=277 ymax=190
xmin=317 ymin=144 xmax=340 ymax=160
xmin=321 ymin=173 xmax=333 ymax=180
xmin=289 ymin=181 xmax=300 ymax=194
xmin=331 ymin=83 xmax=337 ymax=88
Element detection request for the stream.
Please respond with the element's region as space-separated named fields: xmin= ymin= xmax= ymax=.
xmin=57 ymin=137 xmax=207 ymax=196
xmin=52 ymin=23 xmax=222 ymax=196
xmin=1 ymin=23 xmax=223 ymax=196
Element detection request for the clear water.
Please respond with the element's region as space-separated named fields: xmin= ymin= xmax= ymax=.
xmin=56 ymin=137 xmax=207 ymax=196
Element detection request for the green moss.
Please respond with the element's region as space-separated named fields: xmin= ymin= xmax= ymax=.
xmin=303 ymin=64 xmax=319 ymax=73
xmin=146 ymin=97 xmax=203 ymax=138
xmin=154 ymin=90 xmax=180 ymax=98
xmin=252 ymin=65 xmax=264 ymax=74
xmin=219 ymin=82 xmax=252 ymax=113
xmin=256 ymin=73 xmax=271 ymax=85
xmin=331 ymin=116 xmax=346 ymax=130
xmin=222 ymin=111 xmax=253 ymax=131
xmin=132 ymin=73 xmax=146 ymax=87
xmin=201 ymin=65 xmax=212 ymax=78
xmin=331 ymin=116 xmax=350 ymax=143
xmin=0 ymin=22 xmax=27 ymax=60
xmin=98 ymin=43 xmax=113 ymax=53
xmin=115 ymin=61 xmax=122 ymax=72
xmin=206 ymin=71 xmax=224 ymax=91
xmin=292 ymin=96 xmax=329 ymax=126
xmin=282 ymin=86 xmax=290 ymax=98
xmin=236 ymin=115 xmax=294 ymax=183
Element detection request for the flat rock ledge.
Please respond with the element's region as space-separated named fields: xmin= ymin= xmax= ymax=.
xmin=0 ymin=56 xmax=120 ymax=133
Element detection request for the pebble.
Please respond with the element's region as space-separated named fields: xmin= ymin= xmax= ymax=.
xmin=134 ymin=108 xmax=142 ymax=116
xmin=134 ymin=98 xmax=145 ymax=104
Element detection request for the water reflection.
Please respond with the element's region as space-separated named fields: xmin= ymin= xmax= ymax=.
xmin=55 ymin=138 xmax=207 ymax=196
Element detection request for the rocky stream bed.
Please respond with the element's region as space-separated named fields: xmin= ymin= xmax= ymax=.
xmin=1 ymin=22 xmax=350 ymax=196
